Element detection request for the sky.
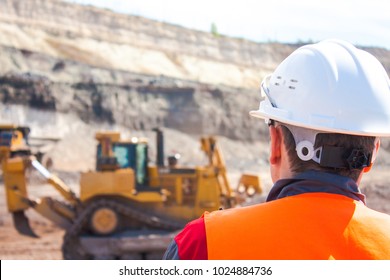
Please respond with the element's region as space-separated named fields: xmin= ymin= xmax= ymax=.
xmin=65 ymin=0 xmax=390 ymax=50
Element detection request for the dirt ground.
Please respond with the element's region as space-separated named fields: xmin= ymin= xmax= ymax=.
xmin=0 ymin=167 xmax=389 ymax=260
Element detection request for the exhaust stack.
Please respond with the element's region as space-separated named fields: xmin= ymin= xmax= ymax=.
xmin=153 ymin=128 xmax=164 ymax=167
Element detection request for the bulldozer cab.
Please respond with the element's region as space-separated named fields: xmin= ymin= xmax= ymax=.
xmin=96 ymin=135 xmax=149 ymax=187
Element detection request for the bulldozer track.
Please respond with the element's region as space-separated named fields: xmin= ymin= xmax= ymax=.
xmin=62 ymin=197 xmax=185 ymax=259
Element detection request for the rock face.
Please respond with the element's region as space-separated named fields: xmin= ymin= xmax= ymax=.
xmin=0 ymin=0 xmax=294 ymax=88
xmin=1 ymin=0 xmax=390 ymax=171
xmin=0 ymin=45 xmax=265 ymax=141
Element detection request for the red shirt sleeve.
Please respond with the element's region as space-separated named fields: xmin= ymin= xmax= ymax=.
xmin=174 ymin=216 xmax=208 ymax=260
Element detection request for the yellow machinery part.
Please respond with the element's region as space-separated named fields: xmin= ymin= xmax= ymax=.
xmin=158 ymin=167 xmax=221 ymax=218
xmin=31 ymin=159 xmax=79 ymax=204
xmin=10 ymin=130 xmax=25 ymax=148
xmin=90 ymin=207 xmax=119 ymax=235
xmin=95 ymin=131 xmax=121 ymax=142
xmin=33 ymin=197 xmax=74 ymax=229
xmin=79 ymin=168 xmax=164 ymax=203
xmin=147 ymin=166 xmax=159 ymax=187
xmin=237 ymin=174 xmax=263 ymax=196
xmin=141 ymin=166 xmax=223 ymax=221
xmin=200 ymin=136 xmax=233 ymax=198
xmin=47 ymin=175 xmax=79 ymax=203
xmin=3 ymin=156 xmax=25 ymax=172
xmin=194 ymin=167 xmax=221 ymax=216
xmin=2 ymin=157 xmax=30 ymax=212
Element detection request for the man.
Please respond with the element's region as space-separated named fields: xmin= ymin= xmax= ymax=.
xmin=163 ymin=39 xmax=390 ymax=260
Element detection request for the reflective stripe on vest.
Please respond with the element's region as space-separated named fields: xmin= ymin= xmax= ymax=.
xmin=205 ymin=193 xmax=390 ymax=260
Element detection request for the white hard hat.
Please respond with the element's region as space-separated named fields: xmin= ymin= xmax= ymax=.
xmin=250 ymin=39 xmax=390 ymax=137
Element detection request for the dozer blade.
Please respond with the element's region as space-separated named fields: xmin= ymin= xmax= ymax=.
xmin=12 ymin=210 xmax=38 ymax=238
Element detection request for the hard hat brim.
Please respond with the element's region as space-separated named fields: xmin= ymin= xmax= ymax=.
xmin=249 ymin=109 xmax=390 ymax=137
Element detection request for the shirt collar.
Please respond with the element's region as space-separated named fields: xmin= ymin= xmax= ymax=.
xmin=266 ymin=170 xmax=366 ymax=204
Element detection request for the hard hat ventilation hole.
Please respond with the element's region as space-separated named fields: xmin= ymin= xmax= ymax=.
xmin=288 ymin=86 xmax=296 ymax=89
xmin=275 ymin=82 xmax=280 ymax=86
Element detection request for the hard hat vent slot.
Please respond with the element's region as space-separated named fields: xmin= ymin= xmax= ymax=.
xmin=289 ymin=79 xmax=298 ymax=90
xmin=275 ymin=76 xmax=282 ymax=86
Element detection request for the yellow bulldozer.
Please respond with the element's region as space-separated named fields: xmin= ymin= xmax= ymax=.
xmin=0 ymin=124 xmax=262 ymax=259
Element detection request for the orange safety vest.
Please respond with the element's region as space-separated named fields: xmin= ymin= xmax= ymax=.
xmin=204 ymin=192 xmax=390 ymax=260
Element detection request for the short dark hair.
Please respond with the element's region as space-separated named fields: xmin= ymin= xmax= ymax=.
xmin=279 ymin=125 xmax=376 ymax=181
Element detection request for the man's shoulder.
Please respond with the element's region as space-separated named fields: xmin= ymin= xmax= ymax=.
xmin=175 ymin=216 xmax=207 ymax=245
xmin=171 ymin=216 xmax=208 ymax=260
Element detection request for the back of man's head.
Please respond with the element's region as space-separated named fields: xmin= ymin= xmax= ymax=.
xmin=280 ymin=125 xmax=376 ymax=181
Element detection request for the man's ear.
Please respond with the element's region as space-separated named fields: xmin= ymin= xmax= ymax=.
xmin=363 ymin=138 xmax=380 ymax=173
xmin=269 ymin=125 xmax=282 ymax=165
